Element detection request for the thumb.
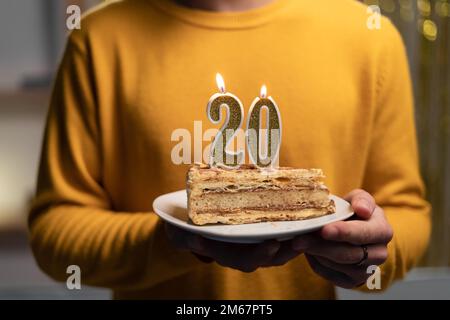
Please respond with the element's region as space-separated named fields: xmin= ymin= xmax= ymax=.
xmin=344 ymin=189 xmax=376 ymax=220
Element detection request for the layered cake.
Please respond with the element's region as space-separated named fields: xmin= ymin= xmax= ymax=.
xmin=187 ymin=163 xmax=335 ymax=225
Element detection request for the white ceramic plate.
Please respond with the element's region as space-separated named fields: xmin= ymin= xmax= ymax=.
xmin=153 ymin=190 xmax=354 ymax=243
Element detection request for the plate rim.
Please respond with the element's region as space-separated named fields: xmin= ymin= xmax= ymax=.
xmin=152 ymin=189 xmax=354 ymax=240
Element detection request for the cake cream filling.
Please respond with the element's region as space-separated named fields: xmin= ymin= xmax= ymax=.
xmin=190 ymin=188 xmax=331 ymax=213
xmin=200 ymin=184 xmax=327 ymax=194
xmin=195 ymin=203 xmax=335 ymax=216
xmin=190 ymin=208 xmax=335 ymax=225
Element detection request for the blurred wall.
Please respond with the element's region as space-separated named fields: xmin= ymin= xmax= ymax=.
xmin=0 ymin=0 xmax=101 ymax=228
xmin=0 ymin=0 xmax=49 ymax=89
xmin=0 ymin=96 xmax=47 ymax=227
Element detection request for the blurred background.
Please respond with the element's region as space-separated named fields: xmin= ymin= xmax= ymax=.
xmin=0 ymin=0 xmax=448 ymax=299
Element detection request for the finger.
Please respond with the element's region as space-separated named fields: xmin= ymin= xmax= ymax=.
xmin=164 ymin=223 xmax=182 ymax=244
xmin=320 ymin=207 xmax=393 ymax=245
xmin=165 ymin=223 xmax=205 ymax=252
xmin=251 ymin=240 xmax=282 ymax=267
xmin=235 ymin=240 xmax=281 ymax=272
xmin=262 ymin=240 xmax=301 ymax=267
xmin=294 ymin=235 xmax=365 ymax=264
xmin=192 ymin=253 xmax=214 ymax=263
xmin=363 ymin=244 xmax=389 ymax=266
xmin=344 ymin=189 xmax=376 ymax=220
xmin=166 ymin=224 xmax=283 ymax=272
xmin=305 ymin=254 xmax=356 ymax=289
xmin=313 ymin=256 xmax=367 ymax=287
xmin=312 ymin=244 xmax=388 ymax=286
xmin=291 ymin=234 xmax=317 ymax=251
xmin=201 ymin=238 xmax=281 ymax=273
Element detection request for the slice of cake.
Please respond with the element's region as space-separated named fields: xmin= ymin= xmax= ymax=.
xmin=187 ymin=164 xmax=335 ymax=225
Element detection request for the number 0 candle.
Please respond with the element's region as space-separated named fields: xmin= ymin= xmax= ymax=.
xmin=207 ymin=73 xmax=244 ymax=168
xmin=246 ymin=85 xmax=282 ymax=168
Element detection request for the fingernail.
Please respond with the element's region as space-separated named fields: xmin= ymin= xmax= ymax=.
xmin=292 ymin=238 xmax=308 ymax=251
xmin=268 ymin=243 xmax=280 ymax=256
xmin=355 ymin=199 xmax=370 ymax=210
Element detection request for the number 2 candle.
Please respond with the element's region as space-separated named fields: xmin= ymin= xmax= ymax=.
xmin=207 ymin=73 xmax=244 ymax=168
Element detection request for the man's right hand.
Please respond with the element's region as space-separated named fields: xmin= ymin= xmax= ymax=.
xmin=165 ymin=223 xmax=301 ymax=272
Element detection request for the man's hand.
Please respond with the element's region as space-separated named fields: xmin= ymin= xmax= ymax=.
xmin=292 ymin=189 xmax=393 ymax=289
xmin=165 ymin=224 xmax=300 ymax=272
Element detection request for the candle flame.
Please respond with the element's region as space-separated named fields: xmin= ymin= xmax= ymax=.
xmin=260 ymin=84 xmax=267 ymax=98
xmin=216 ymin=73 xmax=226 ymax=93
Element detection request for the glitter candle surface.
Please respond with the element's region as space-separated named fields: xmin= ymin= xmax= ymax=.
xmin=207 ymin=73 xmax=244 ymax=168
xmin=246 ymin=85 xmax=282 ymax=168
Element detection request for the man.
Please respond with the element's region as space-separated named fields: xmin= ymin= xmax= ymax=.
xmin=29 ymin=0 xmax=430 ymax=299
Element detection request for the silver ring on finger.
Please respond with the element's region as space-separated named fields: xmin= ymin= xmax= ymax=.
xmin=355 ymin=245 xmax=369 ymax=267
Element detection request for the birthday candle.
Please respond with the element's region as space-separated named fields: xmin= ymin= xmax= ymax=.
xmin=246 ymin=84 xmax=282 ymax=168
xmin=207 ymin=73 xmax=244 ymax=168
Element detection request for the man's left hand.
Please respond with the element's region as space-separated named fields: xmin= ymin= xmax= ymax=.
xmin=292 ymin=189 xmax=393 ymax=289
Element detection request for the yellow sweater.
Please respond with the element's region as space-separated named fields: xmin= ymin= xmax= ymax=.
xmin=29 ymin=0 xmax=431 ymax=299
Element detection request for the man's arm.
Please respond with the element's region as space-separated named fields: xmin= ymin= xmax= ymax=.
xmin=292 ymin=20 xmax=431 ymax=289
xmin=360 ymin=20 xmax=431 ymax=283
xmin=28 ymin=30 xmax=201 ymax=291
